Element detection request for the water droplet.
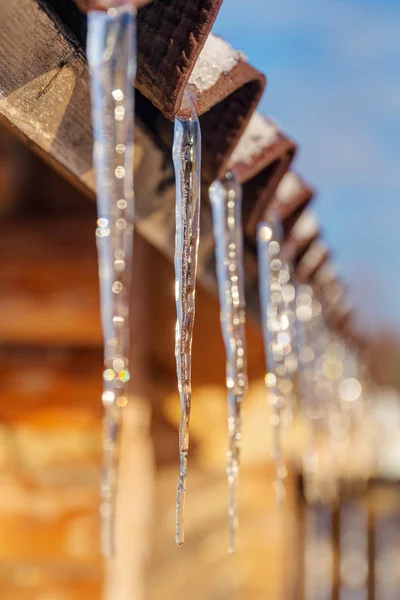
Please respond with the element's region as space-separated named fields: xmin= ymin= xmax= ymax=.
xmin=115 ymin=106 xmax=125 ymax=121
xmin=117 ymin=199 xmax=127 ymax=209
xmin=103 ymin=369 xmax=115 ymax=382
xmin=113 ymin=316 xmax=124 ymax=327
xmin=96 ymin=227 xmax=110 ymax=238
xmin=102 ymin=391 xmax=115 ymax=406
xmin=114 ymin=259 xmax=125 ymax=272
xmin=118 ymin=370 xmax=130 ymax=383
xmin=259 ymin=225 xmax=273 ymax=241
xmin=113 ymin=356 xmax=126 ymax=372
xmin=116 ymin=396 xmax=128 ymax=408
xmin=265 ymin=372 xmax=276 ymax=387
xmin=115 ymin=166 xmax=125 ymax=179
xmin=112 ymin=88 xmax=124 ymax=101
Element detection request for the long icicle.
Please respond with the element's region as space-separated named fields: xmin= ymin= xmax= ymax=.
xmin=257 ymin=220 xmax=287 ymax=503
xmin=173 ymin=87 xmax=201 ymax=546
xmin=87 ymin=0 xmax=136 ymax=557
xmin=209 ymin=174 xmax=248 ymax=554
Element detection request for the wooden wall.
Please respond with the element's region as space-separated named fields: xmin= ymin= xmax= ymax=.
xmin=0 ymin=128 xmax=300 ymax=599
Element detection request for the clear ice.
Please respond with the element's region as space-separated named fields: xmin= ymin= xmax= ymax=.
xmin=173 ymin=87 xmax=201 ymax=546
xmin=257 ymin=214 xmax=294 ymax=503
xmin=209 ymin=174 xmax=248 ymax=554
xmin=87 ymin=2 xmax=136 ymax=557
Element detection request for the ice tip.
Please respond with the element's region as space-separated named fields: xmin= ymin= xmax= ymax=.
xmin=175 ymin=525 xmax=185 ymax=546
xmin=273 ymin=479 xmax=286 ymax=507
xmin=101 ymin=531 xmax=115 ymax=559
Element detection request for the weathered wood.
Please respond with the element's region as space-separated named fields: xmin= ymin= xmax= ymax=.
xmin=0 ymin=218 xmax=101 ymax=345
xmin=0 ymin=0 xmax=163 ymax=202
xmin=0 ymin=0 xmax=94 ymax=194
xmin=0 ymin=345 xmax=154 ymax=600
xmin=0 ymin=347 xmax=103 ymax=596
xmin=0 ymin=229 xmax=158 ymax=600
xmin=0 ymin=215 xmax=266 ymax=387
xmin=0 ymin=347 xmax=103 ymax=421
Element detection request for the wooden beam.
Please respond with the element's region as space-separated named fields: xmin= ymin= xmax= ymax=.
xmin=0 ymin=0 xmax=94 ymax=194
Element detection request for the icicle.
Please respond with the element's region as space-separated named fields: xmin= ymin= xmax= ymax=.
xmin=297 ymin=286 xmax=346 ymax=503
xmin=173 ymin=86 xmax=201 ymax=546
xmin=339 ymin=503 xmax=368 ymax=600
xmin=304 ymin=505 xmax=334 ymax=600
xmin=257 ymin=219 xmax=288 ymax=503
xmin=258 ymin=204 xmax=299 ymax=492
xmin=209 ymin=174 xmax=248 ymax=554
xmin=87 ymin=1 xmax=136 ymax=557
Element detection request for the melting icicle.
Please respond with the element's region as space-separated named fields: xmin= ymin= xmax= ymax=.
xmin=209 ymin=174 xmax=248 ymax=554
xmin=257 ymin=219 xmax=288 ymax=503
xmin=87 ymin=1 xmax=136 ymax=557
xmin=297 ymin=286 xmax=346 ymax=503
xmin=304 ymin=505 xmax=334 ymax=600
xmin=173 ymin=87 xmax=201 ymax=546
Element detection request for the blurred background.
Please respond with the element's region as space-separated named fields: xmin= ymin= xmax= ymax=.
xmin=2 ymin=0 xmax=400 ymax=599
xmin=217 ymin=0 xmax=400 ymax=339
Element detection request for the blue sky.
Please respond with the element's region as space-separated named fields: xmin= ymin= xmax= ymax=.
xmin=215 ymin=0 xmax=400 ymax=334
